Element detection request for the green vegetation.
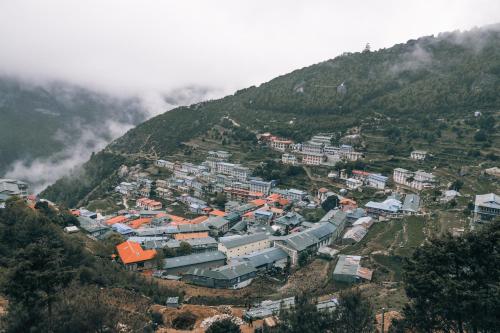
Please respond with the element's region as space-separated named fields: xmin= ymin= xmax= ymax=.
xmin=0 ymin=198 xmax=180 ymax=332
xmin=392 ymin=222 xmax=500 ymax=332
xmin=206 ymin=318 xmax=241 ymax=333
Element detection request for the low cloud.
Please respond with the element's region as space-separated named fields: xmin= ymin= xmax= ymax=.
xmin=389 ymin=44 xmax=434 ymax=74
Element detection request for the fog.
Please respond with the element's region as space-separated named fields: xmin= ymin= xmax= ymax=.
xmin=1 ymin=1 xmax=499 ymax=192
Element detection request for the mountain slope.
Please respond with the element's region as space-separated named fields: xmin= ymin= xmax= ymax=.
xmin=0 ymin=77 xmax=146 ymax=177
xmin=42 ymin=26 xmax=500 ymax=206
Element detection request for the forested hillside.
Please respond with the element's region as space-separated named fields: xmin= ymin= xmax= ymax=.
xmin=0 ymin=77 xmax=146 ymax=175
xmin=42 ymin=26 xmax=500 ymax=206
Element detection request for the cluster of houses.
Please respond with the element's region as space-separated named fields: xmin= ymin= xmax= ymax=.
xmin=0 ymin=178 xmax=30 ymax=208
xmin=258 ymin=132 xmax=363 ymax=166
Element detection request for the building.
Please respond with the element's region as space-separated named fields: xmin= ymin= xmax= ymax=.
xmin=410 ymin=150 xmax=427 ymax=160
xmin=116 ymin=241 xmax=157 ymax=271
xmin=274 ymin=212 xmax=304 ymax=231
xmin=218 ymin=233 xmax=270 ymax=259
xmin=162 ymin=251 xmax=226 ymax=275
xmin=250 ymin=179 xmax=274 ymax=195
xmin=310 ymin=134 xmax=334 ymax=145
xmin=332 ymin=255 xmax=373 ymax=283
xmin=164 ymin=237 xmax=218 ymax=254
xmin=77 ymin=216 xmax=110 ymax=239
xmin=244 ymin=297 xmax=296 ymax=320
xmin=365 ymin=198 xmax=402 ymax=217
xmin=302 ymin=141 xmax=324 ymax=154
xmin=174 ymin=224 xmax=210 ymax=240
xmin=0 ymin=178 xmax=29 ymax=199
xmin=393 ymin=168 xmax=436 ymax=190
xmin=282 ymin=153 xmax=298 ymax=165
xmin=183 ymin=261 xmax=257 ymax=289
xmin=155 ymin=159 xmax=175 ymax=169
xmin=302 ymin=152 xmax=324 ymax=166
xmin=203 ymin=216 xmax=230 ymax=234
xmin=366 ymin=174 xmax=388 ymax=189
xmin=236 ymin=247 xmax=288 ymax=271
xmin=485 ymin=167 xmax=500 ymax=178
xmin=285 ymin=188 xmax=307 ymax=202
xmin=216 ymin=162 xmax=249 ymax=181
xmin=270 ymin=138 xmax=293 ymax=152
xmin=346 ymin=178 xmax=363 ymax=189
xmin=342 ymin=226 xmax=368 ymax=245
xmin=273 ymin=222 xmax=337 ymax=266
xmin=136 ymin=198 xmax=162 ymax=210
xmin=473 ymin=193 xmax=500 ymax=224
xmin=402 ymin=194 xmax=421 ymax=215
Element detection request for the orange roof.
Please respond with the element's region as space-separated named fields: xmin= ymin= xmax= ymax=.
xmin=318 ymin=188 xmax=328 ymax=193
xmin=129 ymin=217 xmax=152 ymax=229
xmin=155 ymin=212 xmax=168 ymax=218
xmin=340 ymin=198 xmax=357 ymax=205
xmin=278 ymin=198 xmax=290 ymax=206
xmin=116 ymin=241 xmax=156 ymax=265
xmin=106 ymin=215 xmax=129 ymax=225
xmin=190 ymin=216 xmax=209 ymax=224
xmin=249 ymin=191 xmax=264 ymax=197
xmin=210 ymin=210 xmax=226 ymax=217
xmin=243 ymin=211 xmax=254 ymax=218
xmin=167 ymin=214 xmax=189 ymax=223
xmin=270 ymin=207 xmax=284 ymax=214
xmin=70 ymin=209 xmax=80 ymax=216
xmin=266 ymin=193 xmax=281 ymax=202
xmin=251 ymin=199 xmax=266 ymax=207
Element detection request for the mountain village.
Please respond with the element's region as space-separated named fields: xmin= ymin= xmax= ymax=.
xmin=1 ymin=130 xmax=498 ymax=331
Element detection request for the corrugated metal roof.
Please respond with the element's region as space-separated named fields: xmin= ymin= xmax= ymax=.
xmin=221 ymin=233 xmax=269 ymax=249
xmin=240 ymin=247 xmax=288 ymax=267
xmin=163 ymin=251 xmax=226 ymax=269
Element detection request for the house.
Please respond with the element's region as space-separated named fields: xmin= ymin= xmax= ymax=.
xmin=274 ymin=212 xmax=304 ymax=231
xmin=301 ymin=152 xmax=325 ymax=166
xmin=366 ymin=174 xmax=388 ymax=189
xmin=235 ymin=247 xmax=288 ymax=271
xmin=77 ymin=216 xmax=110 ymax=238
xmin=285 ymin=189 xmax=307 ymax=202
xmin=162 ymin=251 xmax=226 ymax=275
xmin=136 ymin=198 xmax=162 ymax=210
xmin=473 ymin=193 xmax=500 ymax=224
xmin=218 ymin=233 xmax=270 ymax=259
xmin=155 ymin=159 xmax=175 ymax=170
xmin=183 ymin=261 xmax=257 ymax=289
xmin=250 ymin=179 xmax=275 ymax=195
xmin=342 ymin=226 xmax=368 ymax=245
xmin=393 ymin=168 xmax=436 ymax=191
xmin=282 ymin=153 xmax=298 ymax=165
xmin=116 ymin=241 xmax=157 ymax=271
xmin=332 ymin=255 xmax=373 ymax=283
xmin=166 ymin=297 xmax=179 ymax=308
xmin=174 ymin=224 xmax=210 ymax=240
xmin=0 ymin=178 xmax=29 ymax=198
xmin=203 ymin=216 xmax=230 ymax=234
xmin=270 ymin=138 xmax=293 ymax=152
xmin=64 ymin=226 xmax=79 ymax=233
xmin=352 ymin=216 xmax=374 ymax=229
xmin=244 ymin=297 xmax=296 ymax=320
xmin=274 ymin=231 xmax=319 ymax=266
xmin=164 ymin=237 xmax=218 ymax=254
xmin=410 ymin=150 xmax=427 ymax=160
xmin=346 ymin=178 xmax=363 ymax=189
xmin=106 ymin=215 xmax=129 ymax=226
xmin=365 ymin=198 xmax=402 ymax=217
xmin=112 ymin=223 xmax=135 ymax=236
xmin=302 ymin=141 xmax=324 ymax=154
xmin=402 ymin=194 xmax=421 ymax=215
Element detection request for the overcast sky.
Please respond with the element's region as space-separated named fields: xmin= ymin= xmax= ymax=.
xmin=1 ymin=0 xmax=500 ymax=98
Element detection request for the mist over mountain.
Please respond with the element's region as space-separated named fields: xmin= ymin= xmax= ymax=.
xmin=0 ymin=76 xmax=220 ymax=192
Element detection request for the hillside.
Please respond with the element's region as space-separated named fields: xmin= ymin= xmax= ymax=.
xmin=42 ymin=26 xmax=500 ymax=206
xmin=0 ymin=77 xmax=147 ymax=183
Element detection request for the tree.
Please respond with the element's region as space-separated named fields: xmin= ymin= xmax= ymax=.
xmin=214 ymin=193 xmax=227 ymax=209
xmin=321 ymin=195 xmax=339 ymax=212
xmin=399 ymin=223 xmax=500 ymax=332
xmin=177 ymin=242 xmax=193 ymax=256
xmin=206 ymin=318 xmax=241 ymax=333
xmin=277 ymin=296 xmax=333 ymax=333
xmin=333 ymin=288 xmax=375 ymax=333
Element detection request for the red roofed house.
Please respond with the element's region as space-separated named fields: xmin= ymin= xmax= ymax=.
xmin=106 ymin=215 xmax=129 ymax=226
xmin=136 ymin=197 xmax=162 ymax=210
xmin=128 ymin=217 xmax=152 ymax=229
xmin=116 ymin=241 xmax=157 ymax=271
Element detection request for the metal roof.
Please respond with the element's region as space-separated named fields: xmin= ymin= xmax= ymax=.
xmin=163 ymin=251 xmax=226 ymax=269
xmin=402 ymin=194 xmax=421 ymax=212
xmin=239 ymin=247 xmax=288 ymax=268
xmin=186 ymin=261 xmax=256 ymax=280
xmin=279 ymin=232 xmax=319 ymax=251
xmin=220 ymin=233 xmax=269 ymax=249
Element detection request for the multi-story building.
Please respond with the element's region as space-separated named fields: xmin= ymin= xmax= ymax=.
xmin=302 ymin=141 xmax=324 ymax=154
xmin=282 ymin=153 xmax=298 ymax=165
xmin=346 ymin=178 xmax=363 ymax=189
xmin=216 ymin=162 xmax=249 ymax=181
xmin=473 ymin=193 xmax=500 ymax=224
xmin=286 ymin=188 xmax=307 ymax=202
xmin=270 ymin=138 xmax=294 ymax=152
xmin=250 ymin=179 xmax=274 ymax=195
xmin=366 ymin=174 xmax=388 ymax=189
xmin=393 ymin=168 xmax=435 ymax=190
xmin=310 ymin=134 xmax=334 ymax=145
xmin=410 ymin=150 xmax=428 ymax=160
xmin=155 ymin=159 xmax=175 ymax=170
xmin=218 ymin=233 xmax=271 ymax=259
xmin=302 ymin=152 xmax=324 ymax=165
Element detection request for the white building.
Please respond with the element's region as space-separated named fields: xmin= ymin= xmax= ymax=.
xmin=410 ymin=150 xmax=427 ymax=160
xmin=218 ymin=233 xmax=271 ymax=259
xmin=270 ymin=138 xmax=294 ymax=152
xmin=302 ymin=141 xmax=324 ymax=154
xmin=282 ymin=153 xmax=298 ymax=165
xmin=302 ymin=153 xmax=324 ymax=166
xmin=346 ymin=178 xmax=363 ymax=189
xmin=286 ymin=188 xmax=308 ymax=202
xmin=393 ymin=168 xmax=436 ymax=191
xmin=366 ymin=174 xmax=388 ymax=189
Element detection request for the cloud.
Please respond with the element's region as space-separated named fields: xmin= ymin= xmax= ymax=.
xmin=389 ymin=44 xmax=434 ymax=74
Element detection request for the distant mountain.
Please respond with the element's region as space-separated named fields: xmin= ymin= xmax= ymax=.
xmin=42 ymin=26 xmax=500 ymax=207
xmin=0 ymin=77 xmax=220 ymax=192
